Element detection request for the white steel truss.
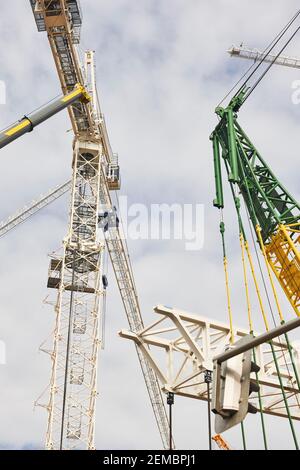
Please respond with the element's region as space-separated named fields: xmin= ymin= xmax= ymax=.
xmin=29 ymin=0 xmax=170 ymax=449
xmin=120 ymin=305 xmax=300 ymax=422
xmin=43 ymin=140 xmax=105 ymax=450
xmin=228 ymin=45 xmax=300 ymax=69
xmin=0 ymin=181 xmax=71 ymax=239
xmin=1 ymin=168 xmax=170 ymax=448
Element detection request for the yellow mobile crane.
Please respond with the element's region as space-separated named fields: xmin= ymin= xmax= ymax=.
xmin=0 ymin=84 xmax=89 ymax=149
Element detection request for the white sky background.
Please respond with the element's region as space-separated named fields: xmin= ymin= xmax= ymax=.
xmin=0 ymin=0 xmax=300 ymax=450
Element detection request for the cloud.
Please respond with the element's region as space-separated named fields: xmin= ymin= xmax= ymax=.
xmin=0 ymin=0 xmax=299 ymax=450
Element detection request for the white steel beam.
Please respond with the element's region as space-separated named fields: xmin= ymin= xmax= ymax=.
xmin=228 ymin=45 xmax=300 ymax=69
xmin=0 ymin=181 xmax=71 ymax=239
xmin=120 ymin=305 xmax=300 ymax=421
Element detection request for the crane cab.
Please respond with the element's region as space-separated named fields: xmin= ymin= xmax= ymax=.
xmin=30 ymin=0 xmax=82 ymax=44
xmin=106 ymin=154 xmax=121 ymax=190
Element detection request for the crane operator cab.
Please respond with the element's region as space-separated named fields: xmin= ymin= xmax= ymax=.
xmin=106 ymin=153 xmax=121 ymax=190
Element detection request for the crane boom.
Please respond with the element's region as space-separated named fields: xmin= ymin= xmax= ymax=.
xmin=228 ymin=45 xmax=300 ymax=69
xmin=0 ymin=181 xmax=71 ymax=239
xmin=30 ymin=0 xmax=114 ymax=163
xmin=0 ymin=84 xmax=89 ymax=150
xmin=212 ymin=89 xmax=300 ymax=317
xmin=29 ymin=0 xmax=170 ymax=449
xmin=30 ymin=0 xmax=94 ymax=137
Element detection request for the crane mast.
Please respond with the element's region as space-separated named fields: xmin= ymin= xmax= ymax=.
xmin=30 ymin=0 xmax=170 ymax=449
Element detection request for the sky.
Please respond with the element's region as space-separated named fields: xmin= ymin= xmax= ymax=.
xmin=0 ymin=0 xmax=300 ymax=450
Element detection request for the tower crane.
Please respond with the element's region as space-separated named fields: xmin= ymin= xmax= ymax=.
xmin=28 ymin=0 xmax=170 ymax=450
xmin=228 ymin=45 xmax=300 ymax=69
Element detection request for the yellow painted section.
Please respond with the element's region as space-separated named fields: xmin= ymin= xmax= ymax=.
xmin=5 ymin=119 xmax=31 ymax=137
xmin=223 ymin=256 xmax=234 ymax=343
xmin=257 ymin=225 xmax=285 ymax=322
xmin=61 ymin=88 xmax=82 ymax=103
xmin=265 ymin=224 xmax=300 ymax=317
xmin=61 ymin=84 xmax=91 ymax=104
xmin=245 ymin=241 xmax=270 ymax=331
xmin=239 ymin=234 xmax=253 ymax=332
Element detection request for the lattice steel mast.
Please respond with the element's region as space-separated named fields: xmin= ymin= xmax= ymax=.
xmin=30 ymin=0 xmax=170 ymax=449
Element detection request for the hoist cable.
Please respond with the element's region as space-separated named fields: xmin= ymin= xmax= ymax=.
xmin=256 ymin=226 xmax=285 ymax=323
xmin=241 ymin=422 xmax=247 ymax=450
xmin=270 ymin=342 xmax=299 ymax=449
xmin=219 ymin=216 xmax=234 ymax=344
xmin=244 ymin=23 xmax=300 ymax=103
xmin=244 ymin=207 xmax=300 ymax=441
xmin=252 ymin=348 xmax=268 ymax=450
xmin=222 ymin=142 xmax=299 ymax=446
xmin=218 ymin=9 xmax=300 ymax=107
xmin=236 ymin=9 xmax=300 ymax=96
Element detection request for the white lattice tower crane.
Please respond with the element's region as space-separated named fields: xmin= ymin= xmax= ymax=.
xmin=29 ymin=0 xmax=170 ymax=450
xmin=228 ymin=45 xmax=300 ymax=69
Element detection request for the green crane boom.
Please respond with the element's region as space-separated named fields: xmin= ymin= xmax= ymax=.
xmin=211 ymin=87 xmax=300 ymax=316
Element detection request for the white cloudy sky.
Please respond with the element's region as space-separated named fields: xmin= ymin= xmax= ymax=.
xmin=0 ymin=0 xmax=300 ymax=450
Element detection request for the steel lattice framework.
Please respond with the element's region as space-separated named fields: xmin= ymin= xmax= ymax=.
xmin=0 ymin=181 xmax=71 ymax=239
xmin=120 ymin=305 xmax=300 ymax=421
xmin=45 ymin=140 xmax=104 ymax=449
xmin=212 ymin=93 xmax=300 ymax=317
xmin=228 ymin=45 xmax=300 ymax=70
xmin=30 ymin=0 xmax=170 ymax=449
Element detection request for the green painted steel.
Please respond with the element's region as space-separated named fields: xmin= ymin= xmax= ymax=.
xmin=241 ymin=421 xmax=247 ymax=450
xmin=211 ymin=89 xmax=300 ymax=242
xmin=252 ymin=348 xmax=268 ymax=450
xmin=226 ymin=108 xmax=239 ymax=183
xmin=270 ymin=342 xmax=299 ymax=450
xmin=212 ymin=133 xmax=224 ymax=208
